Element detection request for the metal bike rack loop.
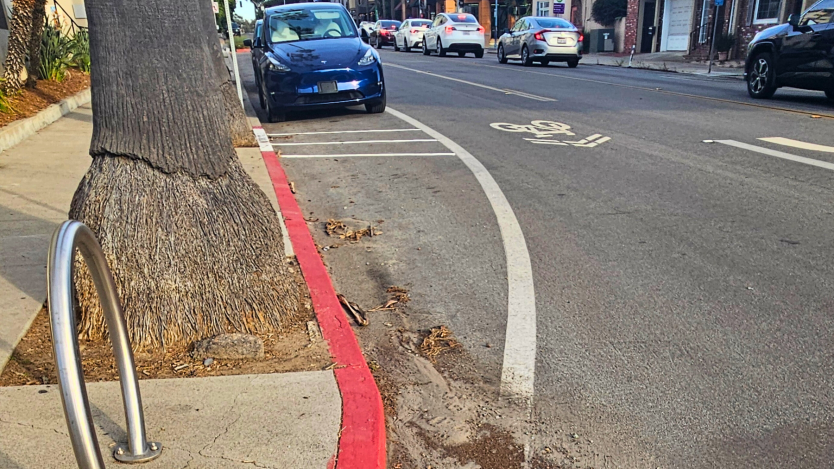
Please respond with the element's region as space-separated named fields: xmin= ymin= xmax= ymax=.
xmin=47 ymin=220 xmax=162 ymax=468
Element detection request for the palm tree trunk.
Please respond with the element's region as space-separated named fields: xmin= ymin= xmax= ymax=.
xmin=3 ymin=0 xmax=35 ymax=94
xmin=25 ymin=0 xmax=46 ymax=88
xmin=199 ymin=0 xmax=257 ymax=148
xmin=70 ymin=0 xmax=299 ymax=350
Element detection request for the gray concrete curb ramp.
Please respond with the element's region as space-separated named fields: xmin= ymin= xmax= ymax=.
xmin=0 ymin=88 xmax=91 ymax=154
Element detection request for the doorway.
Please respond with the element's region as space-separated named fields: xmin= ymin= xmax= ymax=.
xmin=641 ymin=1 xmax=656 ymax=52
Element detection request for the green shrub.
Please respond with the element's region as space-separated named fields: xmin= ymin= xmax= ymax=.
xmin=591 ymin=0 xmax=627 ymax=27
xmin=0 ymin=80 xmax=14 ymax=114
xmin=68 ymin=29 xmax=91 ymax=73
xmin=715 ymin=32 xmax=736 ymax=53
xmin=39 ymin=25 xmax=91 ymax=82
xmin=233 ymin=35 xmax=247 ymax=50
xmin=39 ymin=25 xmax=73 ymax=81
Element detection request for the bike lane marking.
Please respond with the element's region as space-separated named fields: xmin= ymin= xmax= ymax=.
xmin=713 ymin=139 xmax=834 ymax=171
xmin=759 ymin=137 xmax=834 ymax=153
xmin=386 ymin=107 xmax=538 ymax=408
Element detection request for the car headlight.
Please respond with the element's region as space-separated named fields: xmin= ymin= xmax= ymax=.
xmin=358 ymin=49 xmax=376 ymax=66
xmin=267 ymin=57 xmax=291 ymax=72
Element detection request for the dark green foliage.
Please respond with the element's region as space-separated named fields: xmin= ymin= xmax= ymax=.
xmin=38 ymin=24 xmax=90 ymax=81
xmin=591 ymin=0 xmax=627 ymax=27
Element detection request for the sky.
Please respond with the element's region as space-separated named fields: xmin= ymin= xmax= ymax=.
xmin=235 ymin=0 xmax=257 ymax=21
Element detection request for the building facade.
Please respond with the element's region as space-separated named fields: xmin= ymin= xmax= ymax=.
xmin=616 ymin=0 xmax=815 ymax=59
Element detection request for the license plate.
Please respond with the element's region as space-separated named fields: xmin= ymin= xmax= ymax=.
xmin=463 ymin=31 xmax=471 ymax=35
xmin=318 ymin=81 xmax=338 ymax=94
xmin=557 ymin=38 xmax=567 ymax=44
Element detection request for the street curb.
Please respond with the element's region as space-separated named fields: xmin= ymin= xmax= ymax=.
xmin=0 ymin=88 xmax=90 ymax=154
xmin=253 ymin=126 xmax=386 ymax=469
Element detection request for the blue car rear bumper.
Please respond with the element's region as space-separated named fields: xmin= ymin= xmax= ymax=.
xmin=264 ymin=65 xmax=384 ymax=111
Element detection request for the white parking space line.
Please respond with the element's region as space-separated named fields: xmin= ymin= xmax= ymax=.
xmin=268 ymin=128 xmax=422 ymax=137
xmin=275 ymin=139 xmax=438 ymax=146
xmin=386 ymin=63 xmax=557 ymax=102
xmin=281 ymin=152 xmax=456 ymax=158
xmin=386 ymin=107 xmax=538 ymax=410
xmin=759 ymin=137 xmax=834 ymax=153
xmin=715 ymin=139 xmax=834 ymax=171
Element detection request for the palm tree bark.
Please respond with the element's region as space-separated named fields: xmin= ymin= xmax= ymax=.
xmin=200 ymin=0 xmax=257 ymax=147
xmin=3 ymin=0 xmax=35 ymax=94
xmin=25 ymin=0 xmax=46 ymax=88
xmin=70 ymin=0 xmax=299 ymax=350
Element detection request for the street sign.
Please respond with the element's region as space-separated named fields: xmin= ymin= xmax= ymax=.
xmin=714 ymin=0 xmax=724 ymax=5
xmin=553 ymin=0 xmax=565 ymax=14
xmin=212 ymin=2 xmax=219 ymax=13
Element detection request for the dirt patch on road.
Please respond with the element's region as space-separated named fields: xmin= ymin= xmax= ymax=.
xmin=0 ymin=267 xmax=331 ymax=386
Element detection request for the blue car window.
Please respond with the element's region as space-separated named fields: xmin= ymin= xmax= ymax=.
xmin=267 ymin=8 xmax=357 ymax=43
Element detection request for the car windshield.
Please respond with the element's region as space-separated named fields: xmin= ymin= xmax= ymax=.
xmin=411 ymin=20 xmax=431 ymax=27
xmin=533 ymin=18 xmax=574 ymax=29
xmin=450 ymin=14 xmax=478 ymax=23
xmin=267 ymin=8 xmax=357 ymax=43
xmin=380 ymin=20 xmax=401 ymax=29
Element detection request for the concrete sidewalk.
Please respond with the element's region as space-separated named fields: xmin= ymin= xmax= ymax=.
xmin=0 ymin=100 xmax=343 ymax=468
xmin=485 ymin=46 xmax=744 ymax=77
xmin=583 ymin=52 xmax=744 ymax=77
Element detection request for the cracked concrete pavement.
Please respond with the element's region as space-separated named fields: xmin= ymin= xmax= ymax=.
xmin=0 ymin=372 xmax=341 ymax=468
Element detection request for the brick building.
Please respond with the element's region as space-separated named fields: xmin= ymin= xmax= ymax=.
xmin=617 ymin=0 xmax=818 ymax=59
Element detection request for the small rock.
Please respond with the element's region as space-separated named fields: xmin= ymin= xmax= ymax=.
xmin=203 ymin=358 xmax=214 ymax=366
xmin=192 ymin=333 xmax=264 ymax=360
xmin=571 ymin=433 xmax=579 ymax=439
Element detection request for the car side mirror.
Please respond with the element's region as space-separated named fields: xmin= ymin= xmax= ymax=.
xmin=243 ymin=39 xmax=252 ymax=47
xmin=503 ymin=28 xmax=510 ymax=35
xmin=788 ymin=14 xmax=800 ymax=28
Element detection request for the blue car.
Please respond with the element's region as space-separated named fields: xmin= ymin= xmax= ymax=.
xmin=249 ymin=3 xmax=386 ymax=122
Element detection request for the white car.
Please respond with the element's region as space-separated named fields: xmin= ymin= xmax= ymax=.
xmin=359 ymin=21 xmax=376 ymax=41
xmin=422 ymin=13 xmax=485 ymax=58
xmin=394 ymin=19 xmax=432 ymax=52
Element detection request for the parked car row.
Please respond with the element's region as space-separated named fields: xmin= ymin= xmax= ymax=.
xmin=244 ymin=3 xmax=386 ymax=123
xmin=363 ymin=14 xmax=584 ymax=66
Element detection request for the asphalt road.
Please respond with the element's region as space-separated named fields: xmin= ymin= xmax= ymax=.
xmin=240 ymin=50 xmax=834 ymax=468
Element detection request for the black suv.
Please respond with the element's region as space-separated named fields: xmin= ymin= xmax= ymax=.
xmin=745 ymin=0 xmax=834 ymax=100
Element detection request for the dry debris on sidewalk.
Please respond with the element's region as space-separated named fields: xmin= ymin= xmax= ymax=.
xmin=326 ymin=218 xmax=382 ymax=242
xmin=420 ymin=325 xmax=461 ymax=362
xmin=369 ymin=286 xmax=411 ymax=312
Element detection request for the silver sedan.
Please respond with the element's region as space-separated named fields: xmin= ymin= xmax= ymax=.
xmin=496 ymin=17 xmax=583 ymax=67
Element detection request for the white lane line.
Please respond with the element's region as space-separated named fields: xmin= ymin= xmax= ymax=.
xmin=275 ymin=139 xmax=438 ymax=146
xmin=759 ymin=137 xmax=834 ymax=153
xmin=386 ymin=63 xmax=556 ymax=102
xmin=252 ymin=127 xmax=294 ymax=257
xmin=268 ymin=128 xmax=422 ymax=136
xmin=386 ymin=107 xmax=537 ymax=407
xmin=715 ymin=140 xmax=834 ymax=171
xmin=281 ymin=152 xmax=455 ymax=158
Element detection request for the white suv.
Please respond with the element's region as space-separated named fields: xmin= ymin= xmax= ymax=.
xmin=422 ymin=13 xmax=485 ymax=58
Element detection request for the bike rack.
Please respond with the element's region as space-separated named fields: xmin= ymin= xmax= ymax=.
xmin=47 ymin=220 xmax=162 ymax=468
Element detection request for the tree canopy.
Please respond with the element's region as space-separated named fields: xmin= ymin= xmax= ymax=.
xmin=591 ymin=0 xmax=627 ymax=27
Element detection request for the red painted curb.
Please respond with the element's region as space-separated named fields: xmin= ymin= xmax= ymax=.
xmin=254 ymin=127 xmax=386 ymax=469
